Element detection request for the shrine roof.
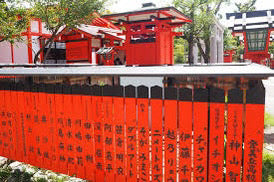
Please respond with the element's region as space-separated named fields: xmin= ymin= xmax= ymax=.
xmin=0 ymin=63 xmax=273 ymax=78
xmin=102 ymin=6 xmax=191 ymax=24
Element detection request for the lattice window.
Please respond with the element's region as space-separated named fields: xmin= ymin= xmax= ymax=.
xmin=246 ymin=29 xmax=268 ymax=51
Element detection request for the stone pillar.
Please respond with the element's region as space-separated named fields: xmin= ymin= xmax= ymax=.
xmin=210 ymin=26 xmax=217 ymax=64
xmin=217 ymin=29 xmax=224 ymax=63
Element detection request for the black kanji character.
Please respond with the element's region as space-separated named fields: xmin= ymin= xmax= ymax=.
xmin=67 ymin=144 xmax=73 ymax=151
xmin=181 ymin=165 xmax=189 ymax=175
xmin=96 ymin=149 xmax=102 ymax=157
xmin=212 ymin=149 xmax=220 ymax=158
xmin=76 ymin=146 xmax=83 ymax=153
xmin=117 ymin=137 xmax=123 ymax=147
xmin=104 ymin=124 xmax=112 ymax=132
xmin=116 ymin=154 xmax=124 ymax=162
xmin=117 ymin=167 xmax=123 ymax=175
xmin=180 ymin=148 xmax=190 ymax=158
xmin=106 ymin=164 xmax=113 ymax=172
xmin=196 ymin=165 xmax=204 ymax=173
xmin=84 ymin=122 xmax=91 ymax=129
xmin=77 ymin=157 xmax=83 ymax=165
xmin=166 ymin=130 xmax=175 ymax=140
xmin=140 ymin=127 xmax=146 ymax=137
xmin=196 ymin=135 xmax=205 ymax=144
xmin=106 ymin=151 xmax=112 ymax=161
xmin=140 ymin=153 xmax=147 ymax=161
xmin=86 ymin=155 xmax=93 ymax=163
xmin=105 ymin=137 xmax=113 ymax=145
xmin=75 ymin=132 xmax=82 ymax=140
xmin=167 ymin=144 xmax=175 ymax=152
xmin=68 ymin=157 xmax=74 ymax=164
xmin=116 ymin=125 xmax=122 ymax=134
xmin=229 ymin=140 xmax=241 ymax=151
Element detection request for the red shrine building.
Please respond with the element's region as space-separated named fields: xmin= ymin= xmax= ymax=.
xmin=226 ymin=9 xmax=274 ymax=66
xmin=0 ymin=4 xmax=191 ymax=66
xmin=0 ymin=13 xmax=125 ymax=65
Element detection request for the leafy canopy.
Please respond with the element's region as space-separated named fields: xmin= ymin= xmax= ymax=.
xmin=0 ymin=1 xmax=30 ymax=43
xmin=27 ymin=0 xmax=106 ymax=34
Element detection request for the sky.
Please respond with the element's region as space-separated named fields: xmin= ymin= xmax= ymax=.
xmin=108 ymin=0 xmax=274 ymax=25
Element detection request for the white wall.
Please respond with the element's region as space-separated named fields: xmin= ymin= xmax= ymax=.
xmin=0 ymin=41 xmax=12 ymax=63
xmin=31 ymin=20 xmax=39 ymax=33
xmin=13 ymin=36 xmax=28 ymax=64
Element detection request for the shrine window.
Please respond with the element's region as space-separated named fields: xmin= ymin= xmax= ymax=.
xmin=246 ymin=29 xmax=268 ymax=51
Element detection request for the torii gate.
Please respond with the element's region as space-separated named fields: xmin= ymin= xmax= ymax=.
xmin=226 ymin=9 xmax=274 ymax=64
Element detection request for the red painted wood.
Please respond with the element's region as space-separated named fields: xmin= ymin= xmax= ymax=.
xmin=151 ymin=99 xmax=163 ymax=182
xmin=164 ymin=100 xmax=177 ymax=182
xmin=137 ymin=98 xmax=149 ymax=182
xmin=103 ymin=96 xmax=115 ymax=182
xmin=226 ymin=104 xmax=243 ymax=182
xmin=113 ymin=97 xmax=126 ymax=182
xmin=243 ymin=104 xmax=264 ymax=182
xmin=93 ymin=95 xmax=105 ymax=181
xmin=208 ymin=103 xmax=225 ymax=181
xmin=178 ymin=101 xmax=192 ymax=182
xmin=125 ymin=97 xmax=137 ymax=182
xmin=82 ymin=94 xmax=95 ymax=181
xmin=72 ymin=94 xmax=85 ymax=179
xmin=193 ymin=102 xmax=208 ymax=182
xmin=55 ymin=90 xmax=67 ymax=174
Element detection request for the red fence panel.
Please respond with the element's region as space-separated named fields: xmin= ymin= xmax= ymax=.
xmin=137 ymin=86 xmax=150 ymax=182
xmin=244 ymin=83 xmax=265 ymax=182
xmin=92 ymin=85 xmax=105 ymax=181
xmin=208 ymin=88 xmax=225 ymax=181
xmin=151 ymin=86 xmax=163 ymax=182
xmin=193 ymin=88 xmax=208 ymax=182
xmin=178 ymin=88 xmax=193 ymax=182
xmin=0 ymin=81 xmax=266 ymax=182
xmin=112 ymin=86 xmax=126 ymax=182
xmin=125 ymin=85 xmax=137 ymax=182
xmin=226 ymin=88 xmax=243 ymax=182
xmin=164 ymin=87 xmax=178 ymax=182
xmin=102 ymin=85 xmax=115 ymax=182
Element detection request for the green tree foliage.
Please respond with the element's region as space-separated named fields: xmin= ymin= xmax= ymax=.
xmin=269 ymin=42 xmax=274 ymax=55
xmin=0 ymin=0 xmax=30 ymax=43
xmin=235 ymin=0 xmax=256 ymax=12
xmin=25 ymin=0 xmax=106 ymax=63
xmin=174 ymin=37 xmax=188 ymax=63
xmin=173 ymin=0 xmax=230 ymax=64
xmin=223 ymin=28 xmax=237 ymax=51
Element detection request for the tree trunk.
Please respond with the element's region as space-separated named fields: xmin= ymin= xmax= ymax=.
xmin=188 ymin=37 xmax=194 ymax=65
xmin=33 ymin=30 xmax=58 ymax=64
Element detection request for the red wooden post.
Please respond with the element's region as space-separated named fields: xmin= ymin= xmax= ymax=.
xmin=208 ymin=88 xmax=225 ymax=181
xmin=164 ymin=87 xmax=178 ymax=182
xmin=193 ymin=88 xmax=208 ymax=182
xmin=125 ymin=85 xmax=137 ymax=182
xmin=112 ymin=86 xmax=126 ymax=182
xmin=151 ymin=86 xmax=163 ymax=182
xmin=137 ymin=86 xmax=150 ymax=181
xmin=102 ymin=85 xmax=115 ymax=182
xmin=178 ymin=88 xmax=193 ymax=182
xmin=226 ymin=89 xmax=243 ymax=182
xmin=244 ymin=82 xmax=265 ymax=182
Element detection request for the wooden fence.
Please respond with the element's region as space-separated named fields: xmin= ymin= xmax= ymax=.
xmin=0 ymin=81 xmax=265 ymax=182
